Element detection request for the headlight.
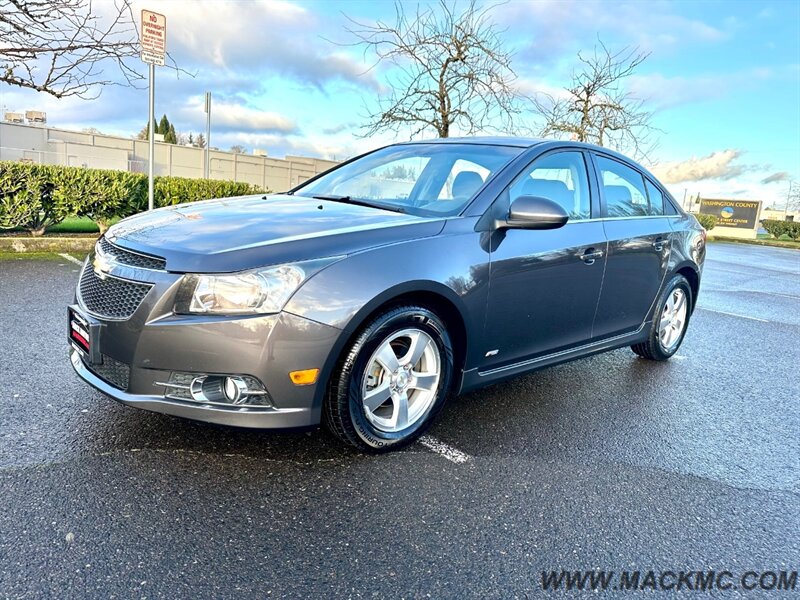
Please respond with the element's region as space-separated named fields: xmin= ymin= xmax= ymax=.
xmin=174 ymin=258 xmax=338 ymax=315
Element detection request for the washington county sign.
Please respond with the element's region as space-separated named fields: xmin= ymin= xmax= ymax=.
xmin=699 ymin=199 xmax=762 ymax=230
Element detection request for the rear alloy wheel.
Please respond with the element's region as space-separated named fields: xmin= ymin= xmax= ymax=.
xmin=324 ymin=306 xmax=453 ymax=452
xmin=659 ymin=288 xmax=688 ymax=351
xmin=631 ymin=274 xmax=692 ymax=361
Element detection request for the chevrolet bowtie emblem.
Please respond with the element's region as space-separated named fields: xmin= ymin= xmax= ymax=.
xmin=92 ymin=248 xmax=115 ymax=279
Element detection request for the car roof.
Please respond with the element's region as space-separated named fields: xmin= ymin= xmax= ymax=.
xmin=396 ymin=136 xmax=547 ymax=148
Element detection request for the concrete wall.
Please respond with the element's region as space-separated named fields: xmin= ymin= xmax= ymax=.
xmin=0 ymin=121 xmax=340 ymax=191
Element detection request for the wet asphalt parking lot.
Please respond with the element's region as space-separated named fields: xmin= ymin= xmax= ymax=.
xmin=0 ymin=241 xmax=798 ymax=598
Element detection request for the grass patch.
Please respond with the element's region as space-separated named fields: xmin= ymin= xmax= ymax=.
xmin=1 ymin=215 xmax=122 ymax=234
xmin=47 ymin=216 xmax=99 ymax=233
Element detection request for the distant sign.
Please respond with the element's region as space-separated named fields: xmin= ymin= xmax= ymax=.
xmin=699 ymin=198 xmax=762 ymax=229
xmin=140 ymin=9 xmax=166 ymax=66
xmin=4 ymin=112 xmax=24 ymax=123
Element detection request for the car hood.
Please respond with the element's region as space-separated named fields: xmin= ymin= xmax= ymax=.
xmin=106 ymin=194 xmax=444 ymax=273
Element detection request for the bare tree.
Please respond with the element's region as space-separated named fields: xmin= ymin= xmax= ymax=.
xmin=0 ymin=0 xmax=180 ymax=99
xmin=342 ymin=0 xmax=520 ymax=138
xmin=229 ymin=144 xmax=246 ymax=154
xmin=531 ymin=41 xmax=657 ymax=158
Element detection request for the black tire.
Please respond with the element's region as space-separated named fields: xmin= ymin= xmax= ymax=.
xmin=631 ymin=274 xmax=692 ymax=361
xmin=324 ymin=305 xmax=454 ymax=452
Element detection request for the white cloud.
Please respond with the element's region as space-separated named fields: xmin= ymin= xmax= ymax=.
xmin=651 ymin=149 xmax=749 ymax=183
xmin=514 ymin=78 xmax=572 ymax=101
xmin=627 ymin=67 xmax=781 ymax=110
xmin=179 ymin=97 xmax=296 ymax=134
xmin=134 ymin=0 xmax=379 ymax=91
xmin=210 ymin=128 xmax=399 ymax=161
xmin=652 ymin=150 xmax=795 ymax=207
xmin=663 ymin=177 xmax=787 ymax=208
xmin=496 ymin=0 xmax=729 ymax=72
xmin=761 ymin=171 xmax=791 ymax=184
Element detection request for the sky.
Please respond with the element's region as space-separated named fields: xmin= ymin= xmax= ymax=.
xmin=2 ymin=0 xmax=799 ymax=207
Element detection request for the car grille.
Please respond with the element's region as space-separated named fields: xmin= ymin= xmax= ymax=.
xmin=85 ymin=354 xmax=130 ymax=391
xmin=78 ymin=265 xmax=153 ymax=320
xmin=98 ymin=236 xmax=166 ymax=271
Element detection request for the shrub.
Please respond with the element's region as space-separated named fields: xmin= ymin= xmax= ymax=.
xmin=695 ymin=213 xmax=717 ymax=231
xmin=761 ymin=219 xmax=800 ymax=241
xmin=50 ymin=167 xmax=147 ymax=235
xmin=153 ymin=176 xmax=262 ymax=209
xmin=0 ymin=161 xmax=266 ymax=235
xmin=0 ymin=162 xmax=62 ymax=236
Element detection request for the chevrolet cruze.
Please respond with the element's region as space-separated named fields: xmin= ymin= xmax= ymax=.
xmin=69 ymin=138 xmax=705 ymax=451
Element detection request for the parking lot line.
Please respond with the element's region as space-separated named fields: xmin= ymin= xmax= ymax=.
xmin=698 ymin=307 xmax=769 ymax=323
xmin=418 ymin=435 xmax=471 ymax=464
xmin=58 ymin=253 xmax=84 ymax=267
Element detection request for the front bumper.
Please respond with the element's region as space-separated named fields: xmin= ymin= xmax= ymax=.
xmin=69 ymin=252 xmax=342 ymax=429
xmin=70 ymin=348 xmax=315 ymax=428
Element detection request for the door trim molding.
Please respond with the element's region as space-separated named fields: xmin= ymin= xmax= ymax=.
xmin=477 ymin=322 xmax=646 ymax=378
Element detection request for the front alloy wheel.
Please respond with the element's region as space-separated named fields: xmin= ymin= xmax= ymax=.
xmin=362 ymin=328 xmax=441 ymax=433
xmin=325 ymin=306 xmax=453 ymax=452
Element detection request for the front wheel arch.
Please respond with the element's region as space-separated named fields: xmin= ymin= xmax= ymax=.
xmin=309 ymin=284 xmax=469 ymax=420
xmin=324 ymin=304 xmax=455 ymax=451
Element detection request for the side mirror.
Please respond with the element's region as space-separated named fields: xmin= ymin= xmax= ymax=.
xmin=505 ymin=195 xmax=569 ymax=230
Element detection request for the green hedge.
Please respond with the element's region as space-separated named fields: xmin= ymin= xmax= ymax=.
xmin=0 ymin=161 xmax=265 ymax=235
xmin=695 ymin=213 xmax=717 ymax=231
xmin=761 ymin=219 xmax=800 ymax=241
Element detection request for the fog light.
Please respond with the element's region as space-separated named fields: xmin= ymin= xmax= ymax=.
xmin=223 ymin=376 xmax=248 ymax=404
xmin=190 ymin=376 xmax=225 ymax=403
xmin=158 ymin=372 xmax=272 ymax=407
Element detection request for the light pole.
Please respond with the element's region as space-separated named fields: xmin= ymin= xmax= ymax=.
xmin=204 ymin=92 xmax=211 ymax=179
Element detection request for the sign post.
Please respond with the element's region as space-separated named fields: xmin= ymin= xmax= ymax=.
xmin=147 ymin=63 xmax=155 ymax=211
xmin=140 ymin=9 xmax=166 ymax=211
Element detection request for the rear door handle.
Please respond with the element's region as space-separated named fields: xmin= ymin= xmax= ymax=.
xmin=580 ymin=249 xmax=604 ymax=265
xmin=652 ymin=238 xmax=666 ymax=251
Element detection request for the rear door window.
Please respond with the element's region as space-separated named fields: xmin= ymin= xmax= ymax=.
xmin=596 ymin=156 xmax=649 ymax=217
xmin=645 ymin=179 xmax=665 ymax=216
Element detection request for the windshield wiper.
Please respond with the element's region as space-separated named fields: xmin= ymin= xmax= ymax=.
xmin=310 ymin=194 xmax=406 ymax=213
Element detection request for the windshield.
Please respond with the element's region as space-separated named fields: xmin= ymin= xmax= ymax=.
xmin=293 ymin=143 xmax=523 ymax=217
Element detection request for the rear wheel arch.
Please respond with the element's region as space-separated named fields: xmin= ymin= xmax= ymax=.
xmin=673 ymin=264 xmax=700 ymax=311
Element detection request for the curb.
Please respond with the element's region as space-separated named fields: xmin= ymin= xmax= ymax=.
xmin=707 ymin=236 xmax=800 ymax=250
xmin=0 ymin=236 xmax=98 ymax=253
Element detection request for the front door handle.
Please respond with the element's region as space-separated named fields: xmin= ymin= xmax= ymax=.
xmin=580 ymin=249 xmax=604 ymax=265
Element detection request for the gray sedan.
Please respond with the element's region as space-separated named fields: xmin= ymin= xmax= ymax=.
xmin=68 ymin=137 xmax=706 ymax=451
